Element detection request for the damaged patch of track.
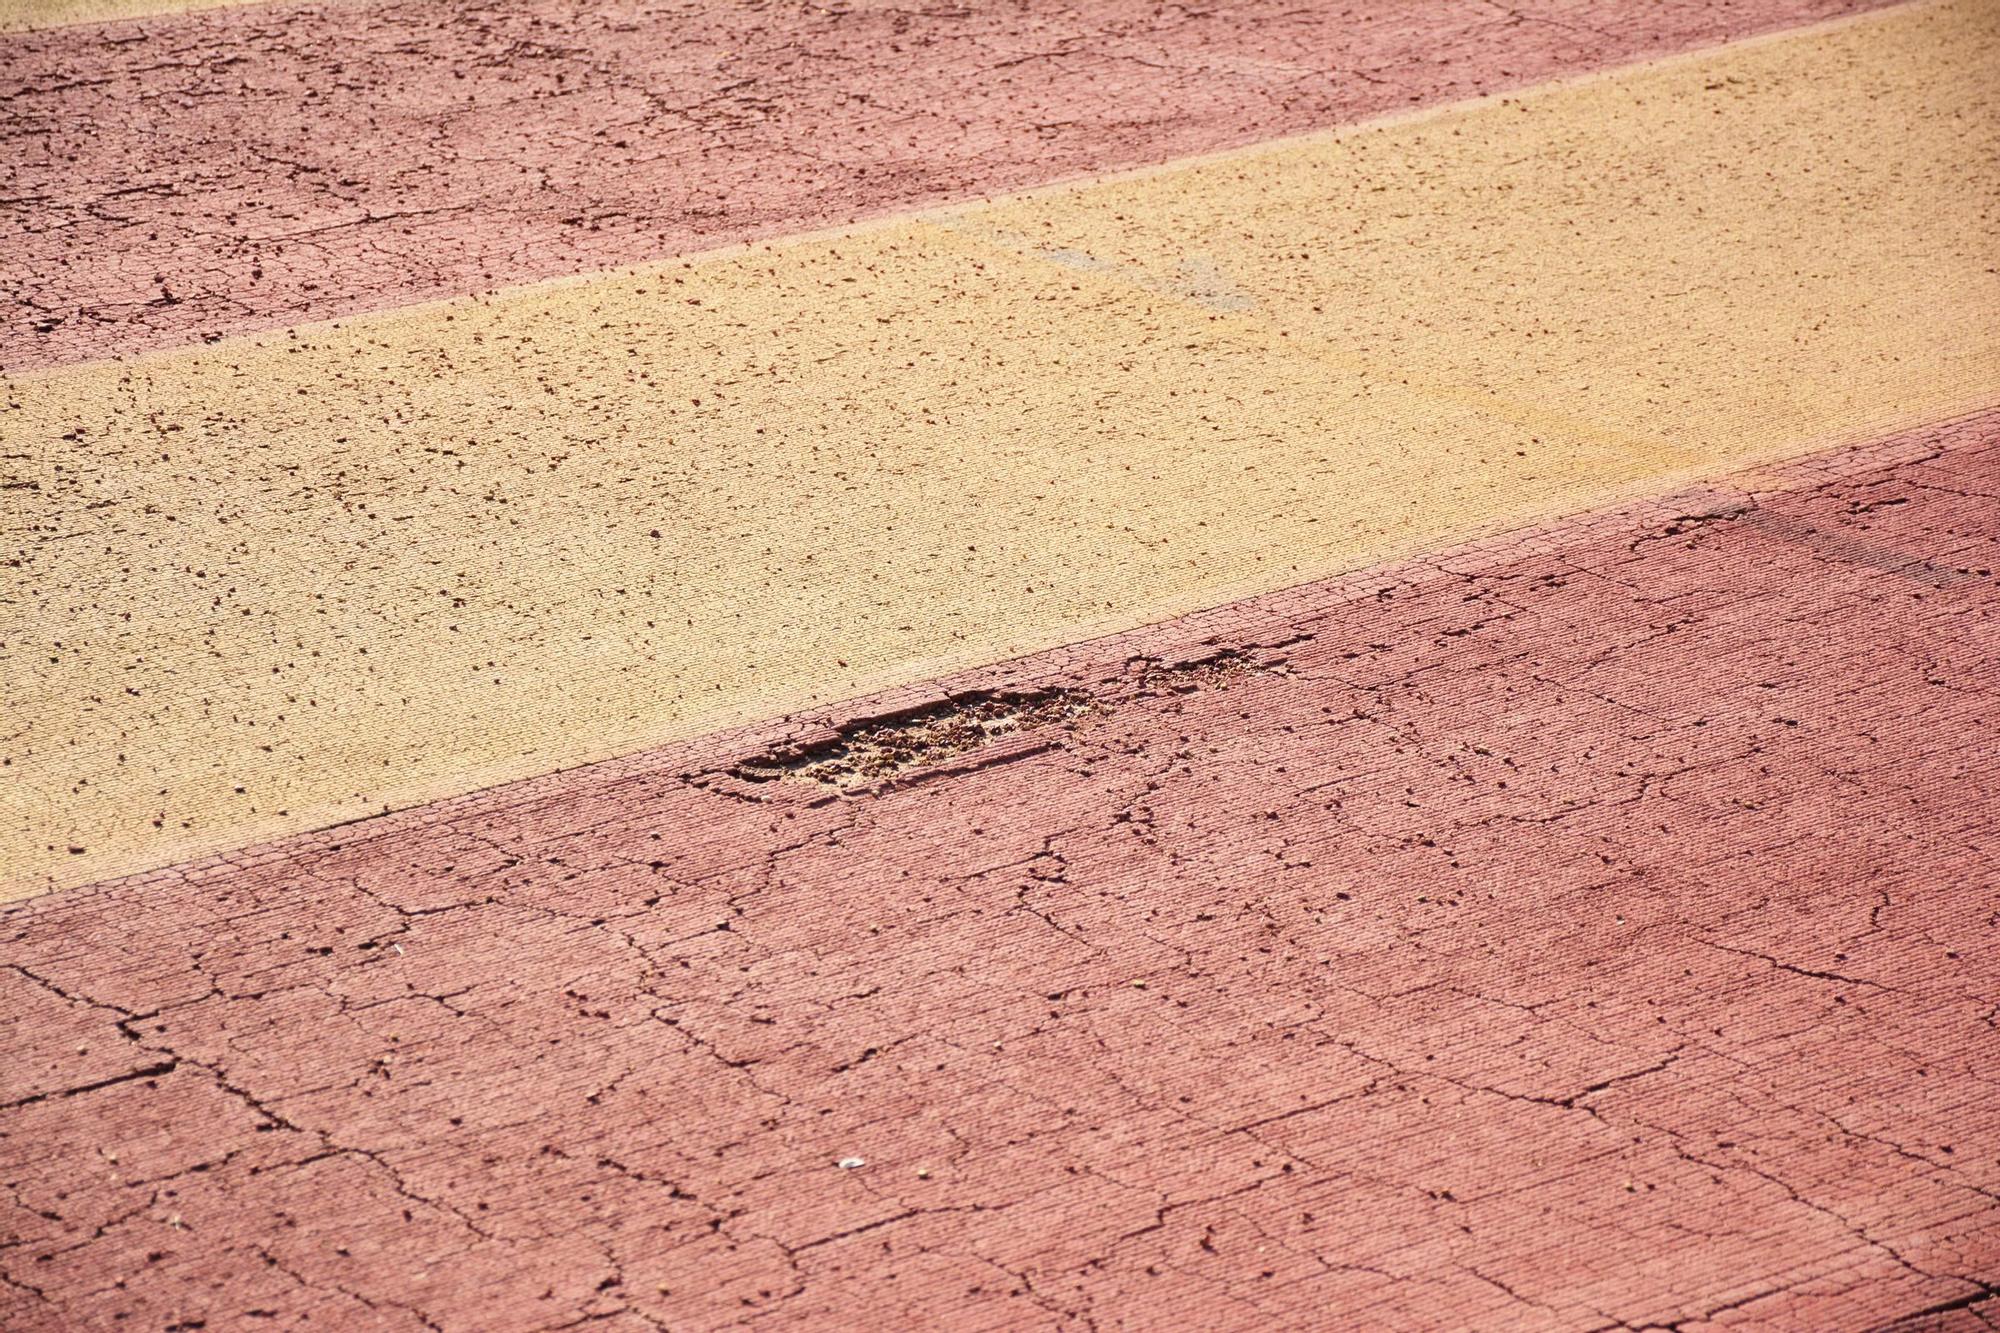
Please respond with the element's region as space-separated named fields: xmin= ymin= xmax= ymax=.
xmin=728 ymin=651 xmax=1267 ymax=789
xmin=730 ymin=690 xmax=1098 ymax=788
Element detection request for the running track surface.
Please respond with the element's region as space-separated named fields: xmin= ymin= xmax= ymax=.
xmin=3 ymin=0 xmax=1997 ymax=1329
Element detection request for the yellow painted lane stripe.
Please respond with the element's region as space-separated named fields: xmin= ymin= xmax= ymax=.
xmin=4 ymin=0 xmax=1996 ymax=896
xmin=0 ymin=0 xmax=298 ymax=31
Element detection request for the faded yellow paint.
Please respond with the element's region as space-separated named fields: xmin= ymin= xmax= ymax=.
xmin=4 ymin=0 xmax=1996 ymax=896
xmin=0 ymin=0 xmax=296 ymax=31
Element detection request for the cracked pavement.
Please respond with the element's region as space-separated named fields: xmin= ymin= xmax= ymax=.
xmin=4 ymin=0 xmax=1997 ymax=1325
xmin=4 ymin=415 xmax=1995 ymax=1329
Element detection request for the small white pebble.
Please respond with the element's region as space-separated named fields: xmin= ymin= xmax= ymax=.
xmin=836 ymin=1157 xmax=866 ymax=1169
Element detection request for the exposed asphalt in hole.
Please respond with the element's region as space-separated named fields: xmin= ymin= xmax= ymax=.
xmin=729 ymin=649 xmax=1268 ymax=788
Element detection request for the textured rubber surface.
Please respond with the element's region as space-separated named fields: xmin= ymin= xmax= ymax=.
xmin=1 ymin=0 xmax=1892 ymax=367
xmin=3 ymin=414 xmax=1994 ymax=1331
xmin=7 ymin=0 xmax=1997 ymax=896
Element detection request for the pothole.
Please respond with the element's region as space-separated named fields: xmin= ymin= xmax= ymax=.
xmin=728 ymin=648 xmax=1272 ymax=790
xmin=730 ymin=689 xmax=1096 ymax=788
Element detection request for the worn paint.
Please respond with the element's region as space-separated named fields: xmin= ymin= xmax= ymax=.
xmin=3 ymin=0 xmax=1895 ymax=366
xmin=0 ymin=0 xmax=277 ymax=30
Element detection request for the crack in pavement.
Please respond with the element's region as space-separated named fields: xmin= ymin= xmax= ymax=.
xmin=2 ymin=416 xmax=1997 ymax=1328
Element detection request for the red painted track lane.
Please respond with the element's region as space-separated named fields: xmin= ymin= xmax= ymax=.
xmin=0 ymin=0 xmax=1893 ymax=368
xmin=4 ymin=413 xmax=1996 ymax=1330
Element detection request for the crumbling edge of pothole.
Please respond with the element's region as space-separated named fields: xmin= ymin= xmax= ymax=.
xmin=697 ymin=644 xmax=1295 ymax=802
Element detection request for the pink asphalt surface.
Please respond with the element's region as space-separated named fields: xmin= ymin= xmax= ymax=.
xmin=0 ymin=0 xmax=1891 ymax=368
xmin=4 ymin=415 xmax=1996 ymax=1330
